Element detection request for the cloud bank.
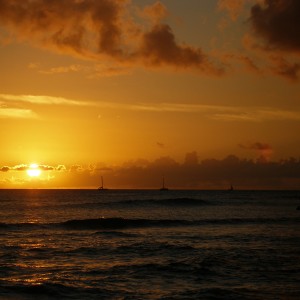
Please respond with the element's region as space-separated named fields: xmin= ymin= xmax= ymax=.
xmin=2 ymin=153 xmax=300 ymax=189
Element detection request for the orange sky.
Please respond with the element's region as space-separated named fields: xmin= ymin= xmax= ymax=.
xmin=1 ymin=0 xmax=300 ymax=189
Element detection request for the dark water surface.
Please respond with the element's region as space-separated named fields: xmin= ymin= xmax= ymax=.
xmin=0 ymin=189 xmax=299 ymax=299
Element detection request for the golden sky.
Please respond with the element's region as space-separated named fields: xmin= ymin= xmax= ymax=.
xmin=1 ymin=0 xmax=300 ymax=189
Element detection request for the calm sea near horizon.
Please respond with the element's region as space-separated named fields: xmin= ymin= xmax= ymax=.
xmin=0 ymin=189 xmax=299 ymax=299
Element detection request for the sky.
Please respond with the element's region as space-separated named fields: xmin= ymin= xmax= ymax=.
xmin=0 ymin=0 xmax=300 ymax=189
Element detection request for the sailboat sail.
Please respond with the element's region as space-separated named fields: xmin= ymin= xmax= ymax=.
xmin=98 ymin=176 xmax=107 ymax=190
xmin=160 ymin=176 xmax=169 ymax=191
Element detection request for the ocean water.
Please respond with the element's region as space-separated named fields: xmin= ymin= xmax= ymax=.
xmin=0 ymin=189 xmax=299 ymax=299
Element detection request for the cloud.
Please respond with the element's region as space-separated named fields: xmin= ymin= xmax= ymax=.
xmin=0 ymin=107 xmax=38 ymax=119
xmin=0 ymin=0 xmax=126 ymax=57
xmin=69 ymin=154 xmax=300 ymax=189
xmin=0 ymin=94 xmax=96 ymax=119
xmin=239 ymin=142 xmax=273 ymax=162
xmin=211 ymin=107 xmax=300 ymax=122
xmin=127 ymin=102 xmax=300 ymax=122
xmin=12 ymin=164 xmax=28 ymax=171
xmin=245 ymin=0 xmax=300 ymax=81
xmin=56 ymin=165 xmax=67 ymax=171
xmin=0 ymin=166 xmax=10 ymax=172
xmin=239 ymin=142 xmax=272 ymax=151
xmin=0 ymin=0 xmax=224 ymax=75
xmin=0 ymin=94 xmax=93 ymax=106
xmin=218 ymin=0 xmax=246 ymax=21
xmin=250 ymin=0 xmax=300 ymax=53
xmin=39 ymin=64 xmax=82 ymax=75
xmin=156 ymin=142 xmax=165 ymax=148
xmin=138 ymin=24 xmax=224 ymax=75
xmin=1 ymin=164 xmax=66 ymax=172
xmin=217 ymin=0 xmax=300 ymax=81
xmin=70 ymin=165 xmax=83 ymax=172
xmin=2 ymin=154 xmax=300 ymax=189
xmin=39 ymin=165 xmax=55 ymax=171
xmin=224 ymin=53 xmax=262 ymax=74
xmin=4 ymin=95 xmax=298 ymax=123
xmin=269 ymin=55 xmax=300 ymax=81
xmin=140 ymin=1 xmax=168 ymax=23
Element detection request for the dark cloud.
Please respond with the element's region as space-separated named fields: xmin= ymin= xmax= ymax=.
xmin=0 ymin=166 xmax=10 ymax=172
xmin=156 ymin=142 xmax=165 ymax=148
xmin=239 ymin=142 xmax=273 ymax=162
xmin=270 ymin=56 xmax=300 ymax=81
xmin=0 ymin=0 xmax=224 ymax=75
xmin=139 ymin=24 xmax=224 ymax=75
xmin=99 ymin=154 xmax=300 ymax=189
xmin=250 ymin=0 xmax=300 ymax=53
xmin=218 ymin=0 xmax=300 ymax=81
xmin=56 ymin=165 xmax=66 ymax=171
xmin=184 ymin=151 xmax=199 ymax=166
xmin=96 ymin=167 xmax=113 ymax=171
xmin=239 ymin=142 xmax=272 ymax=151
xmin=0 ymin=0 xmax=125 ymax=57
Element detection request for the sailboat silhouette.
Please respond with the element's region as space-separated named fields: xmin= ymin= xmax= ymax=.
xmin=228 ymin=184 xmax=234 ymax=191
xmin=98 ymin=176 xmax=108 ymax=190
xmin=160 ymin=176 xmax=169 ymax=191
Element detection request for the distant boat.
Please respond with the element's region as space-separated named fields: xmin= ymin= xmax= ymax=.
xmin=228 ymin=184 xmax=234 ymax=191
xmin=160 ymin=176 xmax=169 ymax=191
xmin=98 ymin=176 xmax=108 ymax=190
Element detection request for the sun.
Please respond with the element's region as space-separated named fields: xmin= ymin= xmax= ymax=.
xmin=27 ymin=163 xmax=41 ymax=177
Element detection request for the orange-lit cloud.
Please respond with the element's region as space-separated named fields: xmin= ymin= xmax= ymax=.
xmin=140 ymin=1 xmax=168 ymax=23
xmin=12 ymin=164 xmax=29 ymax=171
xmin=0 ymin=164 xmax=66 ymax=172
xmin=128 ymin=102 xmax=300 ymax=122
xmin=39 ymin=64 xmax=82 ymax=75
xmin=70 ymin=165 xmax=83 ymax=172
xmin=0 ymin=0 xmax=224 ymax=75
xmin=218 ymin=0 xmax=246 ymax=21
xmin=0 ymin=93 xmax=96 ymax=119
xmin=0 ymin=107 xmax=38 ymax=119
xmin=0 ymin=94 xmax=92 ymax=106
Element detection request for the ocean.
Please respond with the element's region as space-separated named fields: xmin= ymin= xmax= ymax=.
xmin=0 ymin=189 xmax=299 ymax=299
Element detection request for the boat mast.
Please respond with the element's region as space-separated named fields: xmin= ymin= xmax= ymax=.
xmin=99 ymin=176 xmax=104 ymax=190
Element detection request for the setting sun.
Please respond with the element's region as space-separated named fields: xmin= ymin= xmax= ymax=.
xmin=27 ymin=163 xmax=41 ymax=177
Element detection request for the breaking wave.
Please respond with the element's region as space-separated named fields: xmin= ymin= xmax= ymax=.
xmin=1 ymin=217 xmax=299 ymax=231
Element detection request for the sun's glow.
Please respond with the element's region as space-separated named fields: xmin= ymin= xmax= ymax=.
xmin=27 ymin=163 xmax=41 ymax=177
